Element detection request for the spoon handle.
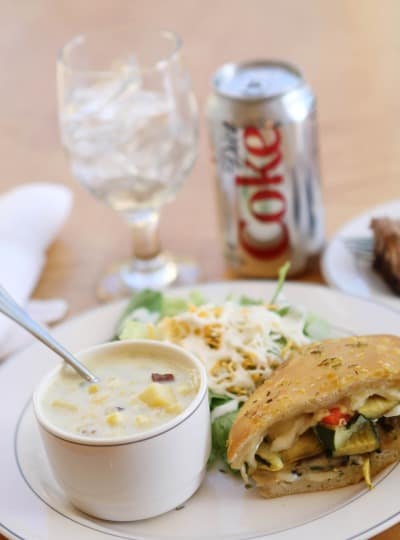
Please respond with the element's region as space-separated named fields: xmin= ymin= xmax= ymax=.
xmin=0 ymin=285 xmax=98 ymax=383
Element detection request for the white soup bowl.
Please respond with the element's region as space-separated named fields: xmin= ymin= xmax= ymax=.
xmin=33 ymin=339 xmax=211 ymax=521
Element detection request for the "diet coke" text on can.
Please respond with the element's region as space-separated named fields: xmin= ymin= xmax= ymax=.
xmin=207 ymin=60 xmax=324 ymax=277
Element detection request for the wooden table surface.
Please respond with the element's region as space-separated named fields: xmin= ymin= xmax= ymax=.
xmin=2 ymin=0 xmax=400 ymax=537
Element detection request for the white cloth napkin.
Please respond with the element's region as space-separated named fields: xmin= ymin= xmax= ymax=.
xmin=0 ymin=183 xmax=73 ymax=358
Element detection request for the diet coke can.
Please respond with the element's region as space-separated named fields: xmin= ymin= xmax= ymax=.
xmin=207 ymin=60 xmax=324 ymax=277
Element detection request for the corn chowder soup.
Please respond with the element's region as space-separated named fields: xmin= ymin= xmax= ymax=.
xmin=41 ymin=348 xmax=200 ymax=439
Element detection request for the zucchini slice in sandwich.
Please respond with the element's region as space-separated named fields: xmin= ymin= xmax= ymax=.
xmin=358 ymin=395 xmax=399 ymax=419
xmin=333 ymin=419 xmax=379 ymax=457
xmin=281 ymin=430 xmax=323 ymax=463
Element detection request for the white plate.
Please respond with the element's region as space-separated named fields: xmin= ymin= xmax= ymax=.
xmin=3 ymin=281 xmax=400 ymax=540
xmin=321 ymin=199 xmax=400 ymax=310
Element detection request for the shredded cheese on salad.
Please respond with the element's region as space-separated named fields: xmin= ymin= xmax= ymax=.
xmin=159 ymin=302 xmax=310 ymax=400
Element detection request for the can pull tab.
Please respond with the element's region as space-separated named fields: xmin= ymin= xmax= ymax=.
xmin=244 ymin=79 xmax=263 ymax=97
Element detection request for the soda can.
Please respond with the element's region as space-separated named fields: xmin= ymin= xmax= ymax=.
xmin=207 ymin=60 xmax=324 ymax=277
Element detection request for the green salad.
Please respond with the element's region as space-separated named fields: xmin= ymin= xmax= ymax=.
xmin=116 ymin=264 xmax=331 ymax=468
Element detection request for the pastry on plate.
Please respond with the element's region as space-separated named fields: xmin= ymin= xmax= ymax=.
xmin=371 ymin=217 xmax=400 ymax=295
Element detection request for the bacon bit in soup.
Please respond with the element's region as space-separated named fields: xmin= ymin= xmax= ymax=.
xmin=151 ymin=373 xmax=175 ymax=382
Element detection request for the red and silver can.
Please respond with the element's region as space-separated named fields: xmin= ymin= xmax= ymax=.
xmin=207 ymin=60 xmax=324 ymax=277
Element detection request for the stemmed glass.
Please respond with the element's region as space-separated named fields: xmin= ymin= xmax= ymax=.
xmin=57 ymin=28 xmax=198 ymax=299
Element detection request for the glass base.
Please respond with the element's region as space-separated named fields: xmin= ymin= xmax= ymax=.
xmin=97 ymin=253 xmax=200 ymax=301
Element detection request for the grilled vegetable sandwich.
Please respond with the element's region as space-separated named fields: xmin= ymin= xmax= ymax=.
xmin=227 ymin=335 xmax=400 ymax=497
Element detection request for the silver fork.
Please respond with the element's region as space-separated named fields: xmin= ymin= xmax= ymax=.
xmin=341 ymin=236 xmax=374 ymax=260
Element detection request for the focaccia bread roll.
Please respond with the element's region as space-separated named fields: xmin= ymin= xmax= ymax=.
xmin=227 ymin=335 xmax=400 ymax=496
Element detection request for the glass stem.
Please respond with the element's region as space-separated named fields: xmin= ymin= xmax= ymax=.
xmin=129 ymin=210 xmax=162 ymax=263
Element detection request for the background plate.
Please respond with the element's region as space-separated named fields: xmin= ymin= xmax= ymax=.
xmin=321 ymin=199 xmax=400 ymax=310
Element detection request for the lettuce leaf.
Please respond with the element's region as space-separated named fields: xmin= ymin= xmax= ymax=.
xmin=208 ymin=389 xmax=232 ymax=411
xmin=162 ymin=297 xmax=188 ymax=318
xmin=209 ymin=410 xmax=238 ymax=466
xmin=239 ymin=296 xmax=263 ymax=306
xmin=116 ymin=290 xmax=163 ymax=335
xmin=116 ymin=289 xmax=206 ymax=338
xmin=269 ymin=261 xmax=290 ymax=304
xmin=119 ymin=320 xmax=151 ymax=341
xmin=276 ymin=305 xmax=290 ymax=317
xmin=122 ymin=289 xmax=163 ymax=318
xmin=304 ymin=313 xmax=331 ymax=340
xmin=188 ymin=290 xmax=205 ymax=306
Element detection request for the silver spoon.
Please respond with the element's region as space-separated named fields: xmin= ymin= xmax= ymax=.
xmin=0 ymin=285 xmax=99 ymax=383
